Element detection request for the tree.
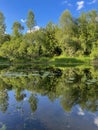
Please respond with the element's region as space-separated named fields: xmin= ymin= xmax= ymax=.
xmin=26 ymin=10 xmax=36 ymax=32
xmin=59 ymin=10 xmax=74 ymax=35
xmin=87 ymin=10 xmax=98 ymax=57
xmin=78 ymin=12 xmax=90 ymax=55
xmin=78 ymin=10 xmax=98 ymax=55
xmin=41 ymin=22 xmax=62 ymax=57
xmin=12 ymin=21 xmax=24 ymax=37
xmin=58 ymin=10 xmax=80 ymax=56
xmin=0 ymin=11 xmax=6 ymax=44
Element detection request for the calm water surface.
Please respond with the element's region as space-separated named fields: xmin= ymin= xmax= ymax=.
xmin=0 ymin=65 xmax=98 ymax=130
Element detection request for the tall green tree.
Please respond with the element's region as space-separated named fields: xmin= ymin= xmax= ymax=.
xmin=78 ymin=10 xmax=98 ymax=55
xmin=12 ymin=21 xmax=24 ymax=37
xmin=59 ymin=10 xmax=73 ymax=34
xmin=87 ymin=10 xmax=98 ymax=57
xmin=26 ymin=10 xmax=36 ymax=32
xmin=59 ymin=10 xmax=80 ymax=56
xmin=78 ymin=12 xmax=90 ymax=55
xmin=0 ymin=11 xmax=6 ymax=44
xmin=41 ymin=22 xmax=61 ymax=56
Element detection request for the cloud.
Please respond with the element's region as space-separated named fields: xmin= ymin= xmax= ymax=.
xmin=62 ymin=0 xmax=68 ymax=5
xmin=88 ymin=0 xmax=96 ymax=4
xmin=92 ymin=0 xmax=96 ymax=3
xmin=27 ymin=25 xmax=40 ymax=33
xmin=94 ymin=117 xmax=98 ymax=127
xmin=68 ymin=3 xmax=72 ymax=6
xmin=77 ymin=1 xmax=84 ymax=10
xmin=21 ymin=19 xmax=26 ymax=23
xmin=62 ymin=0 xmax=72 ymax=6
xmin=33 ymin=26 xmax=40 ymax=30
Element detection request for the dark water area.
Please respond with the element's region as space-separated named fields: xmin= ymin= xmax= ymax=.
xmin=0 ymin=64 xmax=98 ymax=130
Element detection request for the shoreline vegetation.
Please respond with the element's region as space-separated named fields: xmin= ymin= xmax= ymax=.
xmin=0 ymin=55 xmax=93 ymax=65
xmin=0 ymin=9 xmax=98 ymax=65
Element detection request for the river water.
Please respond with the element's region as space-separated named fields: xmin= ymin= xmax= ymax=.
xmin=0 ymin=64 xmax=98 ymax=130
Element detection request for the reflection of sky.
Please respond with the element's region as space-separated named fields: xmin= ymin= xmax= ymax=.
xmin=77 ymin=107 xmax=85 ymax=116
xmin=75 ymin=105 xmax=98 ymax=128
xmin=72 ymin=105 xmax=85 ymax=116
xmin=0 ymin=90 xmax=98 ymax=130
xmin=94 ymin=117 xmax=98 ymax=127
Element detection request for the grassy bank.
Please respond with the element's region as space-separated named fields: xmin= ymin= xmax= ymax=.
xmin=48 ymin=55 xmax=91 ymax=64
xmin=0 ymin=55 xmax=92 ymax=66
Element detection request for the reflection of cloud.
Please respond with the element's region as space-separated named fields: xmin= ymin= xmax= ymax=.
xmin=77 ymin=107 xmax=85 ymax=116
xmin=23 ymin=97 xmax=28 ymax=101
xmin=94 ymin=117 xmax=98 ymax=127
xmin=88 ymin=0 xmax=96 ymax=4
xmin=21 ymin=19 xmax=26 ymax=23
xmin=95 ymin=17 xmax=98 ymax=22
xmin=77 ymin=1 xmax=84 ymax=10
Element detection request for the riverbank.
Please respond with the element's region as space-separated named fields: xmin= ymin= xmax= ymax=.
xmin=0 ymin=56 xmax=92 ymax=65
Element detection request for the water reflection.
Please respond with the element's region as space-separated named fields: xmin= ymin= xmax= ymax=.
xmin=0 ymin=65 xmax=98 ymax=130
xmin=0 ymin=89 xmax=9 ymax=113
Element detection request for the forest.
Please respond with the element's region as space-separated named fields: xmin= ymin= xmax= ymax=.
xmin=0 ymin=9 xmax=98 ymax=62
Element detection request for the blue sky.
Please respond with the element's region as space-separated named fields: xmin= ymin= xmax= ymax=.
xmin=0 ymin=0 xmax=98 ymax=33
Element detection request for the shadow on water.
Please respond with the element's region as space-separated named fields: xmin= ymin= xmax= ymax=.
xmin=0 ymin=64 xmax=98 ymax=130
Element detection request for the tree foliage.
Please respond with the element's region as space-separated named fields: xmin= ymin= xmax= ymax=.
xmin=0 ymin=11 xmax=6 ymax=44
xmin=26 ymin=10 xmax=36 ymax=31
xmin=12 ymin=21 xmax=24 ymax=37
xmin=0 ymin=9 xmax=98 ymax=60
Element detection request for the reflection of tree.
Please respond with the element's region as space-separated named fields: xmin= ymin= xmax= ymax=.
xmin=60 ymin=86 xmax=81 ymax=112
xmin=15 ymin=88 xmax=26 ymax=102
xmin=58 ymin=68 xmax=98 ymax=112
xmin=29 ymin=94 xmax=38 ymax=113
xmin=35 ymin=68 xmax=62 ymax=101
xmin=0 ymin=66 xmax=98 ymax=113
xmin=78 ymin=84 xmax=98 ymax=112
xmin=0 ymin=89 xmax=9 ymax=113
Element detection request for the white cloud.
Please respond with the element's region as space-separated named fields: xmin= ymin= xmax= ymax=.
xmin=77 ymin=1 xmax=84 ymax=10
xmin=33 ymin=26 xmax=40 ymax=30
xmin=62 ymin=0 xmax=68 ymax=5
xmin=27 ymin=25 xmax=40 ymax=33
xmin=94 ymin=117 xmax=98 ymax=127
xmin=21 ymin=19 xmax=26 ymax=23
xmin=88 ymin=0 xmax=96 ymax=4
xmin=62 ymin=0 xmax=72 ymax=6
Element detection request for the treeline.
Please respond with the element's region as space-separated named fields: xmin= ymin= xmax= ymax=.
xmin=0 ymin=10 xmax=98 ymax=61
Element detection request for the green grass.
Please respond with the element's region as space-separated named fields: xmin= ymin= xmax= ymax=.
xmin=0 ymin=55 xmax=93 ymax=68
xmin=49 ymin=55 xmax=91 ymax=64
